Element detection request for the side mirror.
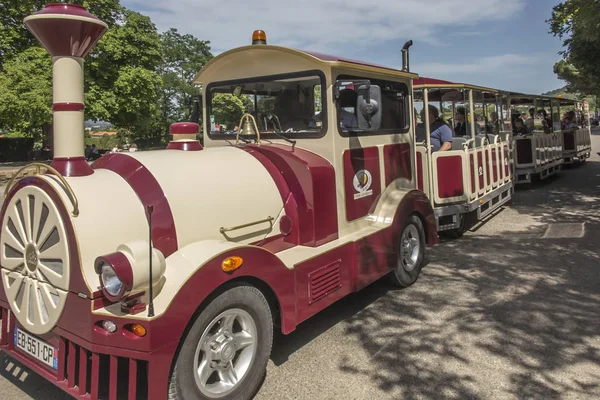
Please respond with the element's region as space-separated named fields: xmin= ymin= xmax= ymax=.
xmin=357 ymin=84 xmax=381 ymax=130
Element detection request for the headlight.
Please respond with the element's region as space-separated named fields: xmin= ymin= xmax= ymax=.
xmin=94 ymin=241 xmax=165 ymax=304
xmin=100 ymin=263 xmax=123 ymax=297
xmin=94 ymin=252 xmax=133 ymax=302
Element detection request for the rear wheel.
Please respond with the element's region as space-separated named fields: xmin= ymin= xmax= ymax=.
xmin=389 ymin=215 xmax=426 ymax=288
xmin=446 ymin=213 xmax=466 ymax=239
xmin=169 ymin=286 xmax=273 ymax=400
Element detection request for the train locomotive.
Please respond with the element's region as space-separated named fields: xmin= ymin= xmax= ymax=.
xmin=0 ymin=4 xmax=438 ymax=400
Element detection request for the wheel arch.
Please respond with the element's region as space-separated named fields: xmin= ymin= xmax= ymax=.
xmin=166 ymin=274 xmax=283 ymax=381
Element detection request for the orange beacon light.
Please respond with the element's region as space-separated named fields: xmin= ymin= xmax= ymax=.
xmin=252 ymin=30 xmax=267 ymax=45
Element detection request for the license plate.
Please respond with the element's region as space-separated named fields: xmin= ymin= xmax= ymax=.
xmin=13 ymin=327 xmax=58 ymax=370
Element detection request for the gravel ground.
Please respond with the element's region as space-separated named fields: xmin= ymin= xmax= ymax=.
xmin=2 ymin=133 xmax=599 ymax=400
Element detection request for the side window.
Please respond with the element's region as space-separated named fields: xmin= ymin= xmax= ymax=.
xmin=335 ymin=74 xmax=410 ymax=136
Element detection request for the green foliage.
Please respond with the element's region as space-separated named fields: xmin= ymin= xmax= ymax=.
xmin=0 ymin=0 xmax=123 ymax=68
xmin=159 ymin=29 xmax=212 ymax=126
xmin=211 ymin=94 xmax=246 ymax=128
xmin=0 ymin=1 xmax=215 ymax=152
xmin=548 ymin=0 xmax=600 ymax=97
xmin=86 ymin=10 xmax=163 ymax=133
xmin=0 ymin=46 xmax=52 ymax=142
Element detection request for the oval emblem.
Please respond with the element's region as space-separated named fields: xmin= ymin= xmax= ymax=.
xmin=353 ymin=169 xmax=373 ymax=200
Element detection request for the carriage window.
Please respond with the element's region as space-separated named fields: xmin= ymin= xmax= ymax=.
xmin=335 ymin=74 xmax=410 ymax=136
xmin=206 ymin=71 xmax=326 ymax=139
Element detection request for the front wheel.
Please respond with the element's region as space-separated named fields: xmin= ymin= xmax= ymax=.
xmin=169 ymin=286 xmax=273 ymax=400
xmin=388 ymin=215 xmax=426 ymax=288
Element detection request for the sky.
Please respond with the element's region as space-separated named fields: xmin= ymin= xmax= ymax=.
xmin=123 ymin=0 xmax=566 ymax=95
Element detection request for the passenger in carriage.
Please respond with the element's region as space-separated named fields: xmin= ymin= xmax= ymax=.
xmin=524 ymin=108 xmax=536 ymax=132
xmin=453 ymin=107 xmax=480 ymax=136
xmin=537 ymin=109 xmax=553 ymax=133
xmin=564 ymin=110 xmax=578 ymax=129
xmin=485 ymin=111 xmax=500 ymax=135
xmin=415 ymin=104 xmax=453 ymax=152
xmin=512 ymin=117 xmax=528 ymax=136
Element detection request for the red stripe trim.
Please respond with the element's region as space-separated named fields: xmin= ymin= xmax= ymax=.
xmin=53 ymin=102 xmax=85 ymax=112
xmin=93 ymin=154 xmax=178 ymax=257
xmin=169 ymin=122 xmax=199 ymax=134
xmin=51 ymin=156 xmax=94 ymax=177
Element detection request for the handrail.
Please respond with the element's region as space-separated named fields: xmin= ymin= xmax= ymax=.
xmin=220 ymin=216 xmax=274 ymax=235
xmin=3 ymin=163 xmax=79 ymax=217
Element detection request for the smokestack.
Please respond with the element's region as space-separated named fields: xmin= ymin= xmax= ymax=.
xmin=167 ymin=122 xmax=203 ymax=151
xmin=401 ymin=40 xmax=413 ymax=72
xmin=24 ymin=3 xmax=108 ymax=177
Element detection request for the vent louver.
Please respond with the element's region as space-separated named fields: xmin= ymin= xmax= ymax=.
xmin=308 ymin=260 xmax=341 ymax=304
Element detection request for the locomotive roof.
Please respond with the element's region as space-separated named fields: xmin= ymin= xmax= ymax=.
xmin=193 ymin=45 xmax=419 ymax=84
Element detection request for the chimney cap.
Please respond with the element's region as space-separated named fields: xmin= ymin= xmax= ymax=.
xmin=24 ymin=3 xmax=108 ymax=58
xmin=170 ymin=122 xmax=200 ymax=135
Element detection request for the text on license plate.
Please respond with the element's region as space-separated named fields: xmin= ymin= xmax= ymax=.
xmin=13 ymin=327 xmax=58 ymax=370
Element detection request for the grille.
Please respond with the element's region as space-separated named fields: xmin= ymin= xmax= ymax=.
xmin=0 ymin=305 xmax=148 ymax=400
xmin=308 ymin=260 xmax=341 ymax=304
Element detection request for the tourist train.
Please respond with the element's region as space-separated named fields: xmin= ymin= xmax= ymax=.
xmin=0 ymin=4 xmax=592 ymax=400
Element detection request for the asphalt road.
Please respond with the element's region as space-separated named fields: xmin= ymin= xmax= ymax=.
xmin=2 ymin=133 xmax=599 ymax=400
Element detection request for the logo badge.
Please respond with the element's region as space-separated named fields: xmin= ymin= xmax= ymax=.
xmin=353 ymin=169 xmax=373 ymax=200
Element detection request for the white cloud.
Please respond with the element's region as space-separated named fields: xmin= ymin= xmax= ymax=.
xmin=415 ymin=53 xmax=564 ymax=94
xmin=417 ymin=54 xmax=540 ymax=75
xmin=123 ymin=0 xmax=526 ymax=53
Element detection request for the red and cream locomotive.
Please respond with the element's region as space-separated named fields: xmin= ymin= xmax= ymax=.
xmin=0 ymin=4 xmax=437 ymax=400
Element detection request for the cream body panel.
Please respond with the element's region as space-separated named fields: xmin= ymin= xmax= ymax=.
xmin=42 ymin=170 xmax=150 ymax=293
xmin=52 ymin=57 xmax=83 ymax=103
xmin=53 ymin=111 xmax=85 ymax=158
xmin=127 ymin=147 xmax=284 ymax=248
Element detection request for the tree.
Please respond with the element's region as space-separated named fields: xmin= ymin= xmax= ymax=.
xmin=0 ymin=46 xmax=52 ymax=143
xmin=0 ymin=6 xmax=164 ymax=148
xmin=86 ymin=10 xmax=163 ymax=133
xmin=211 ymin=94 xmax=246 ymax=128
xmin=0 ymin=0 xmax=123 ymax=68
xmin=548 ymin=0 xmax=600 ymax=97
xmin=158 ymin=29 xmax=213 ymax=127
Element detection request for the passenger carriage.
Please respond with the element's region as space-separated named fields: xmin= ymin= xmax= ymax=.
xmin=556 ymin=97 xmax=592 ymax=165
xmin=500 ymin=92 xmax=565 ymax=184
xmin=0 ymin=5 xmax=437 ymax=400
xmin=412 ymin=78 xmax=513 ymax=237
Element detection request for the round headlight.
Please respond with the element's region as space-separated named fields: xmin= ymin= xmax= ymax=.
xmin=100 ymin=262 xmax=123 ymax=297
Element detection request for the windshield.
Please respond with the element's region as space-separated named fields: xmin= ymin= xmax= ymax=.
xmin=207 ymin=72 xmax=325 ymax=138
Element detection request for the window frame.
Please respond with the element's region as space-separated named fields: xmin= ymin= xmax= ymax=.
xmin=334 ymin=74 xmax=411 ymax=137
xmin=205 ymin=69 xmax=328 ymax=140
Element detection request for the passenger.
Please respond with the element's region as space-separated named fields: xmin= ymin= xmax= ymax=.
xmin=567 ymin=110 xmax=578 ymax=128
xmin=524 ymin=108 xmax=536 ymax=132
xmin=453 ymin=107 xmax=480 ymax=136
xmin=415 ymin=104 xmax=453 ymax=152
xmin=485 ymin=112 xmax=500 ymax=134
xmin=512 ymin=118 xmax=528 ymax=136
xmin=537 ymin=110 xmax=553 ymax=133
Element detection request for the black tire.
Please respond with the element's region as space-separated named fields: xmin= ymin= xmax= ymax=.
xmin=388 ymin=215 xmax=426 ymax=288
xmin=446 ymin=213 xmax=466 ymax=239
xmin=169 ymin=286 xmax=273 ymax=400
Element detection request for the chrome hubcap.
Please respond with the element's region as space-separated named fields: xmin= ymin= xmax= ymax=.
xmin=193 ymin=309 xmax=257 ymax=398
xmin=400 ymin=225 xmax=420 ymax=272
